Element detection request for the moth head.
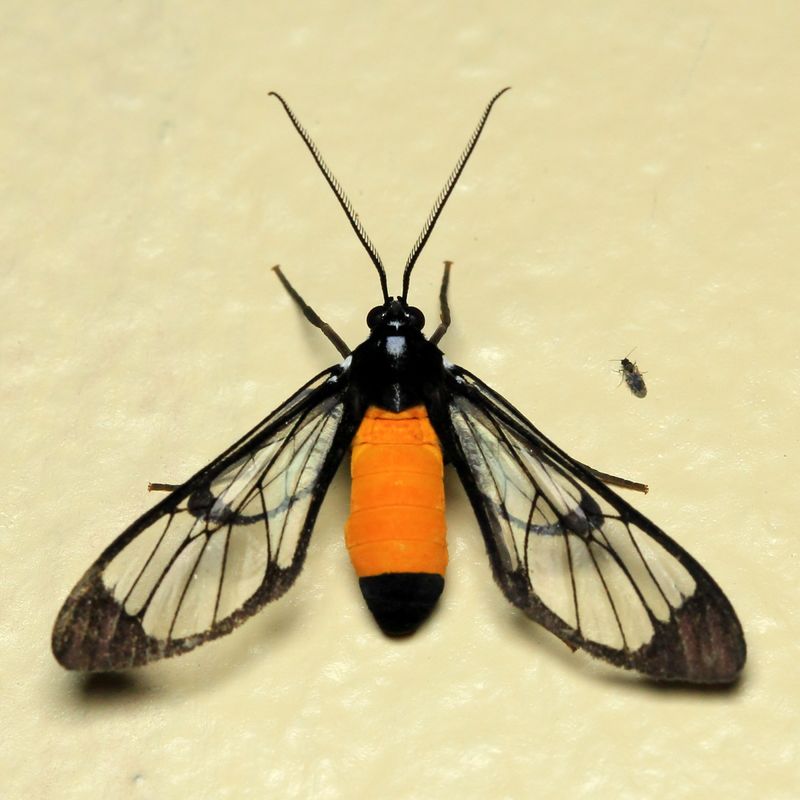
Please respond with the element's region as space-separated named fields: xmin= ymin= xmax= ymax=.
xmin=366 ymin=298 xmax=425 ymax=331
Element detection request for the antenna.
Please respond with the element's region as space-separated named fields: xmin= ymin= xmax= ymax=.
xmin=269 ymin=92 xmax=389 ymax=302
xmin=401 ymin=87 xmax=511 ymax=301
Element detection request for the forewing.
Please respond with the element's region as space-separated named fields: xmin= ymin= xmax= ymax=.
xmin=53 ymin=365 xmax=358 ymax=671
xmin=435 ymin=364 xmax=745 ymax=683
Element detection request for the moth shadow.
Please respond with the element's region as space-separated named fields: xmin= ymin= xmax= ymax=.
xmin=75 ymin=671 xmax=154 ymax=705
xmin=598 ymin=668 xmax=746 ymax=696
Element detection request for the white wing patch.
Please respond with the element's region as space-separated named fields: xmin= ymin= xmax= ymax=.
xmin=449 ymin=392 xmax=696 ymax=653
xmin=102 ymin=397 xmax=344 ymax=643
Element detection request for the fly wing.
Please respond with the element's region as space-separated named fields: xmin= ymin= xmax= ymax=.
xmin=434 ymin=363 xmax=745 ymax=683
xmin=53 ymin=364 xmax=359 ymax=671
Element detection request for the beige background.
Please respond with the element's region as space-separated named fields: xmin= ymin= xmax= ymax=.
xmin=3 ymin=2 xmax=798 ymax=798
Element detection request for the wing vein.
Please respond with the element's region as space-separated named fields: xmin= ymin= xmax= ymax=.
xmin=168 ymin=534 xmax=213 ymax=640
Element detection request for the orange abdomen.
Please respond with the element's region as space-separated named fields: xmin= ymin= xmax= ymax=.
xmin=345 ymin=405 xmax=447 ymax=578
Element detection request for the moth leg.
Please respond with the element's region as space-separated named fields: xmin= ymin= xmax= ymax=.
xmin=148 ymin=482 xmax=181 ymax=492
xmin=272 ymin=265 xmax=351 ymax=357
xmin=578 ymin=464 xmax=649 ymax=494
xmin=429 ymin=260 xmax=453 ymax=346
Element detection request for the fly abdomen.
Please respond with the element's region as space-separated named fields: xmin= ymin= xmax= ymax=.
xmin=345 ymin=405 xmax=447 ymax=635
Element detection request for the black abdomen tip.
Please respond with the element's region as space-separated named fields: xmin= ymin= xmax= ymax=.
xmin=359 ymin=572 xmax=445 ymax=636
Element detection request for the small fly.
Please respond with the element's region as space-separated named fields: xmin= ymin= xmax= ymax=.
xmin=52 ymin=90 xmax=744 ymax=683
xmin=616 ymin=352 xmax=647 ymax=398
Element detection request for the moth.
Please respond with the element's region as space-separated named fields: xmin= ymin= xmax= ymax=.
xmin=52 ymin=89 xmax=745 ymax=683
xmin=617 ymin=353 xmax=647 ymax=398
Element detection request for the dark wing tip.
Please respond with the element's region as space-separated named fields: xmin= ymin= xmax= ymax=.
xmin=51 ymin=574 xmax=161 ymax=672
xmin=578 ymin=578 xmax=747 ymax=685
xmin=502 ymin=569 xmax=745 ymax=684
xmin=633 ymin=587 xmax=747 ymax=684
xmin=51 ymin=566 xmax=302 ymax=672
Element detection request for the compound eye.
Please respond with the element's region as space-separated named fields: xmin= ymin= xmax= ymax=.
xmin=407 ymin=306 xmax=425 ymax=329
xmin=366 ymin=306 xmax=384 ymax=328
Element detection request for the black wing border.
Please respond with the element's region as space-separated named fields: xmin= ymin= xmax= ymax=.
xmin=429 ymin=363 xmax=746 ymax=683
xmin=53 ymin=363 xmax=361 ymax=671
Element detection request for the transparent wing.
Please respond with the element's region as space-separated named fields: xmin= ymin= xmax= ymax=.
xmin=437 ymin=364 xmax=745 ymax=683
xmin=53 ymin=364 xmax=358 ymax=671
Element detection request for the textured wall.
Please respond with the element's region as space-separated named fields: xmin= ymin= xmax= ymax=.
xmin=3 ymin=2 xmax=797 ymax=797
